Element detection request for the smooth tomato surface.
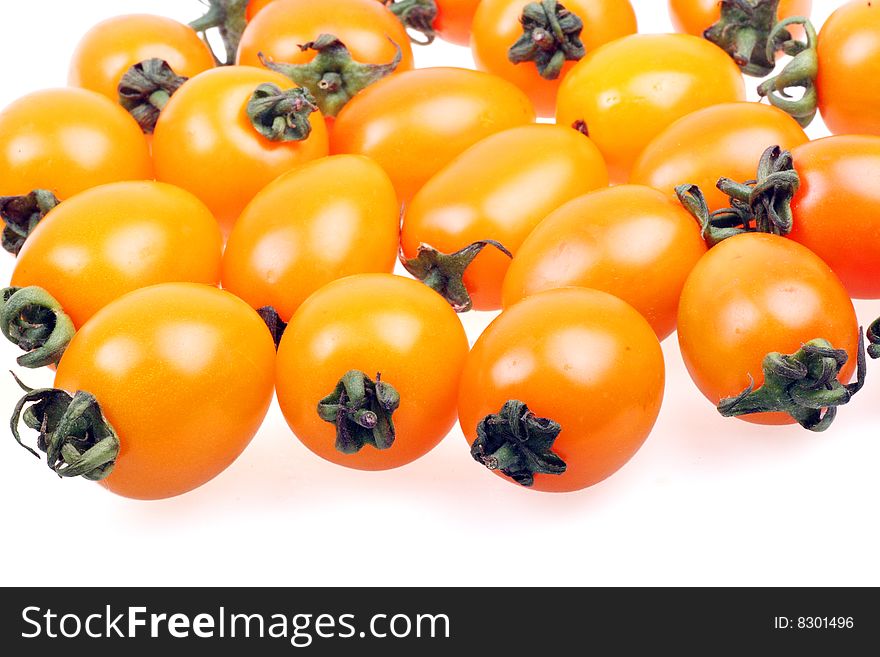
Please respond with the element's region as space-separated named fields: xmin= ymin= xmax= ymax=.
xmin=436 ymin=0 xmax=482 ymax=45
xmin=668 ymin=0 xmax=812 ymax=35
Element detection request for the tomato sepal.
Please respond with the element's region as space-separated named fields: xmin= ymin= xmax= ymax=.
xmin=118 ymin=58 xmax=189 ymax=134
xmin=189 ymin=0 xmax=248 ymax=66
xmin=865 ymin=320 xmax=880 ymax=360
xmin=1 ymin=287 xmax=75 ymax=369
xmin=256 ymin=306 xmax=287 ymax=350
xmin=384 ymin=0 xmax=438 ymax=45
xmin=756 ymin=17 xmax=818 ymax=128
xmin=317 ymin=370 xmax=401 ymax=454
xmin=508 ymin=0 xmax=585 ymax=80
xmin=0 ymin=190 xmax=59 ymax=256
xmin=704 ymin=0 xmax=790 ymax=77
xmin=247 ymin=83 xmax=319 ymax=142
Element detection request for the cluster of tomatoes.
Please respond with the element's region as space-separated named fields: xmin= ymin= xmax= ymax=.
xmin=1 ymin=0 xmax=879 ymax=500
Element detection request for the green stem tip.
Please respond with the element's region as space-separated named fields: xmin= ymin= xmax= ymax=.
xmin=189 ymin=0 xmax=249 ymax=66
xmin=757 ymin=16 xmax=819 ymax=128
xmin=704 ymin=0 xmax=788 ymax=77
xmin=0 ymin=189 xmax=59 ymax=256
xmin=384 ymin=0 xmax=438 ymax=45
xmin=865 ymin=319 xmax=880 ymax=360
xmin=1 ymin=286 xmax=75 ymax=369
xmin=247 ymin=83 xmax=319 ymax=142
xmin=317 ymin=370 xmax=401 ymax=454
xmin=508 ymin=0 xmax=586 ymax=80
xmin=118 ymin=58 xmax=188 ymax=134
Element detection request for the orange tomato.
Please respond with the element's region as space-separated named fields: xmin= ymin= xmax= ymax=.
xmin=0 ymin=88 xmax=151 ymax=200
xmin=668 ymin=0 xmax=812 ymax=36
xmin=331 ymin=67 xmax=535 ymax=202
xmin=48 ymin=283 xmax=276 ymax=500
xmin=152 ymin=66 xmax=329 ymax=234
xmin=817 ymin=1 xmax=880 ymax=136
xmin=631 ymin=102 xmax=808 ymax=211
xmin=678 ymin=233 xmax=859 ymax=425
xmin=222 ymin=155 xmax=400 ymax=321
xmin=276 ymin=274 xmax=469 ymax=471
xmin=68 ymin=14 xmax=214 ymax=103
xmin=471 ymin=0 xmax=637 ymax=117
xmin=247 ymin=0 xmax=275 ymax=19
xmin=458 ymin=287 xmax=664 ymax=492
xmin=502 ymin=185 xmax=707 ymax=339
xmin=10 ymin=181 xmax=222 ymax=328
xmin=556 ymin=34 xmax=746 ymax=182
xmin=400 ymin=124 xmax=607 ymax=311
xmin=436 ymin=0 xmax=482 ymax=45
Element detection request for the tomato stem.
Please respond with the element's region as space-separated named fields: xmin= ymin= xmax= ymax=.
xmin=259 ymin=34 xmax=402 ymax=118
xmin=703 ymin=0 xmax=788 ymax=77
xmin=247 ymin=84 xmax=319 ymax=142
xmin=757 ymin=17 xmax=819 ymax=127
xmin=384 ymin=0 xmax=438 ymax=46
xmin=317 ymin=370 xmax=401 ymax=454
xmin=256 ymin=306 xmax=287 ymax=350
xmin=189 ymin=0 xmax=249 ymax=66
xmin=1 ymin=287 xmax=75 ymax=369
xmin=865 ymin=320 xmax=880 ymax=360
xmin=118 ymin=59 xmax=189 ymax=134
xmin=0 ymin=190 xmax=59 ymax=256
xmin=508 ymin=0 xmax=586 ymax=80
xmin=471 ymin=400 xmax=566 ymax=487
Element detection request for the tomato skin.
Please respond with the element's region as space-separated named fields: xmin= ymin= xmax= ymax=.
xmin=246 ymin=0 xmax=275 ymax=20
xmin=0 ymin=88 xmax=152 ymax=200
xmin=817 ymin=1 xmax=880 ymax=136
xmin=222 ymin=155 xmax=400 ymax=321
xmin=331 ymin=67 xmax=535 ymax=202
xmin=68 ymin=14 xmax=214 ymax=103
xmin=556 ymin=34 xmax=746 ymax=182
xmin=668 ymin=0 xmax=812 ymax=36
xmin=152 ymin=66 xmax=329 ymax=234
xmin=276 ymin=274 xmax=469 ymax=471
xmin=502 ymin=185 xmax=706 ymax=340
xmin=677 ymin=233 xmax=859 ymax=425
xmin=435 ymin=0 xmax=482 ymax=45
xmin=471 ymin=0 xmax=637 ymax=117
xmin=237 ymin=0 xmax=414 ymax=72
xmin=788 ymin=136 xmax=880 ymax=298
xmin=54 ymin=283 xmax=276 ymax=500
xmin=458 ymin=288 xmax=664 ymax=493
xmin=631 ymin=102 xmax=808 ymax=211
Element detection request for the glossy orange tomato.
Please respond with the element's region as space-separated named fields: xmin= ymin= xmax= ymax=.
xmin=556 ymin=34 xmax=746 ymax=182
xmin=401 ymin=124 xmax=607 ymax=311
xmin=788 ymin=136 xmax=880 ymax=298
xmin=68 ymin=14 xmax=214 ymax=102
xmin=276 ymin=274 xmax=469 ymax=471
xmin=678 ymin=233 xmax=859 ymax=425
xmin=817 ymin=1 xmax=880 ymax=135
xmin=669 ymin=0 xmax=812 ymax=36
xmin=10 ymin=181 xmax=222 ymax=328
xmin=152 ymin=66 xmax=328 ymax=234
xmin=471 ymin=0 xmax=637 ymax=117
xmin=247 ymin=0 xmax=275 ymax=19
xmin=631 ymin=102 xmax=808 ymax=211
xmin=502 ymin=185 xmax=706 ymax=339
xmin=458 ymin=288 xmax=664 ymax=492
xmin=49 ymin=283 xmax=276 ymax=500
xmin=436 ymin=0 xmax=482 ymax=45
xmin=238 ymin=0 xmax=414 ymax=71
xmin=222 ymin=155 xmax=399 ymax=321
xmin=331 ymin=67 xmax=535 ymax=202
xmin=0 ymin=88 xmax=151 ymax=200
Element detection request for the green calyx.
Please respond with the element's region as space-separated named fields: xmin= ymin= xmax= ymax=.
xmin=317 ymin=370 xmax=401 ymax=454
xmin=259 ymin=34 xmax=401 ymax=118
xmin=471 ymin=400 xmax=566 ymax=487
xmin=247 ymin=83 xmax=319 ymax=142
xmin=718 ymin=333 xmax=867 ymax=431
xmin=401 ymin=241 xmax=512 ymax=313
xmin=704 ymin=0 xmax=789 ymax=77
xmin=118 ymin=58 xmax=188 ymax=134
xmin=508 ymin=0 xmax=586 ymax=80
xmin=189 ymin=0 xmax=249 ymax=66
xmin=256 ymin=306 xmax=287 ymax=350
xmin=384 ymin=0 xmax=438 ymax=45
xmin=757 ymin=17 xmax=819 ymax=128
xmin=10 ymin=374 xmax=119 ymax=481
xmin=865 ymin=319 xmax=880 ymax=360
xmin=0 ymin=189 xmax=59 ymax=256
xmin=1 ymin=287 xmax=75 ymax=369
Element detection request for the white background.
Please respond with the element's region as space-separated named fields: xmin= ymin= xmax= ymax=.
xmin=1 ymin=0 xmax=878 ymax=587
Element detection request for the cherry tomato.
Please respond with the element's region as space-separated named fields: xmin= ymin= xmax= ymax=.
xmin=10 ymin=181 xmax=222 ymax=328
xmin=331 ymin=67 xmax=535 ymax=202
xmin=247 ymin=0 xmax=275 ymax=19
xmin=631 ymin=102 xmax=808 ymax=211
xmin=817 ymin=1 xmax=880 ymax=136
xmin=502 ymin=185 xmax=706 ymax=340
xmin=669 ymin=0 xmax=812 ymax=37
xmin=0 ymin=88 xmax=152 ymax=200
xmin=152 ymin=66 xmax=329 ymax=234
xmin=556 ymin=34 xmax=746 ymax=182
xmin=787 ymin=136 xmax=880 ymax=299
xmin=68 ymin=14 xmax=214 ymax=103
xmin=678 ymin=233 xmax=859 ymax=425
xmin=222 ymin=155 xmax=399 ymax=321
xmin=471 ymin=0 xmax=637 ymax=117
xmin=435 ymin=0 xmax=482 ymax=45
xmin=400 ymin=124 xmax=607 ymax=311
xmin=458 ymin=287 xmax=664 ymax=492
xmin=276 ymin=274 xmax=469 ymax=471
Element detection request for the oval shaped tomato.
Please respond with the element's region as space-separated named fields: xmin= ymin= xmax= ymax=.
xmin=817 ymin=1 xmax=880 ymax=136
xmin=472 ymin=0 xmax=637 ymax=117
xmin=222 ymin=155 xmax=399 ymax=321
xmin=788 ymin=135 xmax=880 ymax=299
xmin=502 ymin=185 xmax=706 ymax=339
xmin=152 ymin=66 xmax=329 ymax=234
xmin=668 ymin=0 xmax=812 ymax=37
xmin=678 ymin=233 xmax=859 ymax=426
xmin=401 ymin=124 xmax=607 ymax=311
xmin=631 ymin=102 xmax=808 ymax=211
xmin=68 ymin=14 xmax=214 ymax=103
xmin=556 ymin=34 xmax=746 ymax=182
xmin=276 ymin=274 xmax=469 ymax=471
xmin=458 ymin=287 xmax=664 ymax=492
xmin=330 ymin=67 xmax=535 ymax=202
xmin=0 ymin=88 xmax=152 ymax=200
xmin=10 ymin=181 xmax=222 ymax=328
xmin=436 ymin=0 xmax=482 ymax=45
